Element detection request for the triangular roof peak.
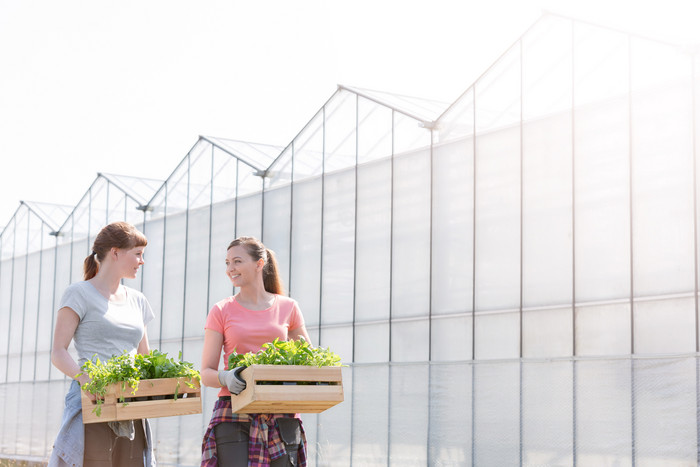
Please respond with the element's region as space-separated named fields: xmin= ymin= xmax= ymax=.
xmin=338 ymin=84 xmax=449 ymax=125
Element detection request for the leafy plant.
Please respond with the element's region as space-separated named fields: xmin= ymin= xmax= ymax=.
xmin=79 ymin=350 xmax=200 ymax=416
xmin=227 ymin=337 xmax=342 ymax=370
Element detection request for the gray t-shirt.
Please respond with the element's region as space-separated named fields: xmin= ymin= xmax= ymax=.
xmin=59 ymin=281 xmax=155 ymax=365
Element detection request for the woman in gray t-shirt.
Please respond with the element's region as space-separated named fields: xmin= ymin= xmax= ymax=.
xmin=49 ymin=222 xmax=156 ymax=467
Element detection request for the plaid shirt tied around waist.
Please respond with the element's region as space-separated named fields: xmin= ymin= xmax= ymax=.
xmin=201 ymin=398 xmax=307 ymax=466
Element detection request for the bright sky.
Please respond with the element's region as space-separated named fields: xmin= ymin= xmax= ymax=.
xmin=1 ymin=0 xmax=699 ymax=229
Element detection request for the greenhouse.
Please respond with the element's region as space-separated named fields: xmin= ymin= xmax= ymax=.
xmin=2 ymin=12 xmax=700 ymax=465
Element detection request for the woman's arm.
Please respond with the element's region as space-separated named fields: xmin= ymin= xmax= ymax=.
xmin=289 ymin=325 xmax=312 ymax=345
xmin=200 ymin=329 xmax=225 ymax=388
xmin=51 ymin=307 xmax=90 ymax=387
xmin=137 ymin=328 xmax=150 ymax=355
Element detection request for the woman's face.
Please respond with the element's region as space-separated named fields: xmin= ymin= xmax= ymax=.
xmin=117 ymin=246 xmax=145 ymax=279
xmin=225 ymin=245 xmax=262 ymax=288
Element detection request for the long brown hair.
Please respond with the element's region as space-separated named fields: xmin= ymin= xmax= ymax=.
xmin=227 ymin=236 xmax=284 ymax=295
xmin=84 ymin=222 xmax=148 ymax=280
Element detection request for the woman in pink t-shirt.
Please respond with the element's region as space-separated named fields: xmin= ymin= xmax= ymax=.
xmin=200 ymin=236 xmax=311 ymax=466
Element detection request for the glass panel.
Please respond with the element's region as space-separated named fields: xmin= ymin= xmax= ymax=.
xmin=351 ymin=365 xmax=390 ymax=464
xmin=634 ymin=357 xmax=697 ymax=464
xmin=141 ymin=216 xmax=164 ymax=346
xmin=355 ymin=160 xmax=391 ymax=323
xmin=475 ymin=44 xmax=521 ymax=134
xmin=429 ymin=363 xmax=472 ymax=463
xmin=575 ymin=358 xmax=632 ymax=465
xmin=634 ymin=297 xmax=695 ymax=354
xmin=25 ymin=216 xmax=43 ymax=258
xmin=388 ymin=364 xmax=429 ymax=465
xmin=473 ymin=361 xmax=520 ymax=465
xmin=235 ymin=194 xmax=262 ymax=240
xmin=357 ymin=97 xmax=392 ymax=165
xmin=160 ymin=210 xmax=186 ymax=342
xmin=321 ymin=170 xmax=355 ymax=325
xmin=16 ymin=208 xmax=31 ymax=260
xmin=8 ymin=254 xmax=27 ymax=381
xmin=474 ymin=127 xmax=521 ymax=311
xmin=262 ymin=186 xmax=291 ymax=292
xmin=0 ymin=258 xmax=12 ymax=383
xmin=522 ymin=307 xmax=573 ymax=358
xmin=35 ymin=238 xmax=56 ymax=380
xmin=208 ymin=200 xmax=235 ymax=309
xmin=324 ymin=89 xmax=356 ymax=173
xmin=187 ymin=140 xmax=213 ymax=210
xmin=431 ymin=314 xmax=472 ymax=361
xmin=294 ymin=112 xmax=324 ymax=179
xmin=318 ymin=325 xmax=352 ymax=367
xmin=437 ymin=87 xmax=475 ymax=143
xmin=157 ymin=160 xmax=190 ymax=216
xmin=21 ymin=249 xmax=41 ymax=382
xmin=122 ymin=197 xmax=144 ymax=228
xmin=184 ymin=206 xmax=210 ymax=343
xmin=89 ymin=179 xmax=109 ymax=233
xmin=354 ymin=322 xmax=389 ymax=363
xmin=53 ymin=241 xmax=72 ymax=321
xmin=697 ymin=52 xmax=700 ymax=314
xmin=211 ymin=146 xmax=239 ymax=204
xmin=394 ymin=112 xmax=429 ymax=156
xmin=290 ymin=178 xmax=322 ymax=327
xmin=267 ymin=146 xmax=293 ymax=189
xmin=521 ymin=361 xmax=573 ymax=466
xmin=574 ymin=40 xmax=630 ymax=304
xmin=391 ymin=319 xmax=429 ymax=362
xmin=475 ymin=310 xmax=519 ymax=359
xmin=473 ymin=40 xmax=521 ymax=314
xmin=630 ymin=38 xmax=694 ymax=297
xmin=315 ymin=367 xmax=352 ymax=465
xmin=575 ymin=302 xmax=631 ymax=356
xmin=69 ymin=224 xmax=87 ymax=284
xmin=522 ymin=105 xmax=572 ymax=306
xmin=392 ymin=149 xmax=430 ymax=319
xmin=432 ymin=137 xmax=473 ymax=315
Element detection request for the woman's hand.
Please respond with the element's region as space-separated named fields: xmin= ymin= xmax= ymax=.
xmin=77 ymin=373 xmax=97 ymax=401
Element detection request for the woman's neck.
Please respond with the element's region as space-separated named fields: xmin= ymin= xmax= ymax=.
xmin=89 ymin=268 xmax=123 ymax=297
xmin=236 ymin=286 xmax=275 ymax=310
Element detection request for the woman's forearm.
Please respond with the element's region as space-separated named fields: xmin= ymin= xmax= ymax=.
xmin=51 ymin=348 xmax=88 ymax=384
xmin=201 ymin=367 xmax=224 ymax=389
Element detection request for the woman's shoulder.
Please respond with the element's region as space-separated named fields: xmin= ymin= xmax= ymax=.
xmin=213 ymin=295 xmax=237 ymax=309
xmin=275 ymin=294 xmax=299 ymax=309
xmin=123 ymin=285 xmax=146 ymax=299
xmin=63 ymin=281 xmax=90 ymax=296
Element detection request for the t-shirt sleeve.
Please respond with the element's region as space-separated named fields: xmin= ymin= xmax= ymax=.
xmin=288 ymin=299 xmax=305 ymax=331
xmin=205 ymin=303 xmax=225 ymax=334
xmin=58 ymin=284 xmax=86 ymax=319
xmin=140 ymin=294 xmax=155 ymax=326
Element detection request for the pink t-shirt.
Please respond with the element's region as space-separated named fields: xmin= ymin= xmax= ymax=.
xmin=205 ymin=294 xmax=305 ymax=397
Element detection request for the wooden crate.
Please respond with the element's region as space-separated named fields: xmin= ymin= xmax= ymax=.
xmin=230 ymin=365 xmax=343 ymax=414
xmin=81 ymin=377 xmax=201 ymax=424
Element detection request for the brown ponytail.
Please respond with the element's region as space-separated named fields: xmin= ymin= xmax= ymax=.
xmin=83 ymin=252 xmax=99 ymax=281
xmin=262 ymin=248 xmax=283 ymax=295
xmin=83 ymin=222 xmax=148 ymax=280
xmin=227 ymin=237 xmax=284 ymax=295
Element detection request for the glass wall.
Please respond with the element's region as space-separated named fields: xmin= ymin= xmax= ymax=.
xmin=2 ymin=13 xmax=700 ymax=466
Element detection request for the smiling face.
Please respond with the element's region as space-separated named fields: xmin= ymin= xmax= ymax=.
xmin=226 ymin=244 xmax=263 ymax=288
xmin=117 ymin=246 xmax=145 ymax=279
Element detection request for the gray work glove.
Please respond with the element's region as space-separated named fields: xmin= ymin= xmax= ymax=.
xmin=218 ymin=367 xmax=246 ymax=395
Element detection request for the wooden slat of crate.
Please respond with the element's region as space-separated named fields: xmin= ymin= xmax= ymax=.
xmin=230 ymin=365 xmax=344 ymax=414
xmin=81 ymin=377 xmax=201 ymax=424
